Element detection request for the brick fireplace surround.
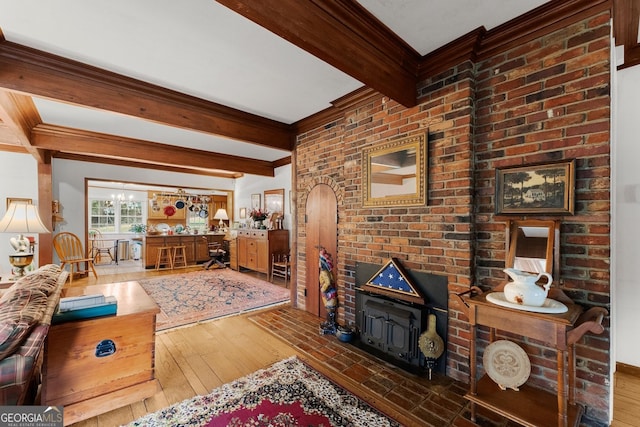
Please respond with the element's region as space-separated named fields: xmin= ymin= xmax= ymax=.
xmin=292 ymin=4 xmax=611 ymax=425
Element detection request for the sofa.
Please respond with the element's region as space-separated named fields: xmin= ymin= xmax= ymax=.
xmin=0 ymin=264 xmax=68 ymax=405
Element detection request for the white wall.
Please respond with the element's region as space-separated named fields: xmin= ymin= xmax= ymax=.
xmin=0 ymin=152 xmax=43 ymax=277
xmin=614 ymin=65 xmax=640 ymax=367
xmin=234 ymin=164 xmax=292 ymax=230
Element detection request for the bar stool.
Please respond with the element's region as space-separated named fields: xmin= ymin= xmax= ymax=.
xmin=155 ymin=246 xmax=174 ymax=270
xmin=172 ymin=245 xmax=188 ymax=269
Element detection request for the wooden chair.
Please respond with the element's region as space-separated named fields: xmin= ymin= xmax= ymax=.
xmin=53 ymin=232 xmax=98 ymax=283
xmin=88 ymin=228 xmax=116 ymax=264
xmin=270 ymin=253 xmax=290 ymax=287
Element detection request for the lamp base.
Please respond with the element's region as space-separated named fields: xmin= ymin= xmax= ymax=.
xmin=9 ymin=253 xmax=34 ymax=280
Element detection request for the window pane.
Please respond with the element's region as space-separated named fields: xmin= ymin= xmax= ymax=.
xmin=90 ymin=200 xmax=116 ymax=233
xmin=119 ymin=201 xmax=144 ymax=233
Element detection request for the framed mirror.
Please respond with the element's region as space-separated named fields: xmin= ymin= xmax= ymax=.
xmin=506 ymin=219 xmax=559 ymax=277
xmin=264 ymin=188 xmax=284 ymax=215
xmin=362 ymin=132 xmax=427 ymax=207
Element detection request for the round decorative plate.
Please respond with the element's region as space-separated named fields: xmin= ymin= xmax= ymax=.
xmin=483 ymin=340 xmax=531 ymax=391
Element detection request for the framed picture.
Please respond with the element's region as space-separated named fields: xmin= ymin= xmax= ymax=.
xmin=239 ymin=207 xmax=247 ymax=219
xmin=264 ymin=189 xmax=284 ymax=215
xmin=251 ymin=194 xmax=261 ymax=210
xmin=496 ymin=159 xmax=575 ymax=215
xmin=6 ymin=197 xmax=32 ymax=209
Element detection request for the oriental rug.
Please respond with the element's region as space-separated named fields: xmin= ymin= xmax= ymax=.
xmin=127 ymin=356 xmax=401 ymax=427
xmin=138 ymin=269 xmax=290 ymax=331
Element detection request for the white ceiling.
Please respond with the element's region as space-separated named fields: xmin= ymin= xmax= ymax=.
xmin=0 ymin=0 xmax=549 ymax=166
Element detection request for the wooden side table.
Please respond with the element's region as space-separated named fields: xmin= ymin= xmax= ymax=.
xmin=42 ymin=281 xmax=160 ymax=425
xmin=458 ymin=289 xmax=606 ymax=427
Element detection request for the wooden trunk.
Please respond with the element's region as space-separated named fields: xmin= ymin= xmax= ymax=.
xmin=42 ymin=282 xmax=160 ymax=425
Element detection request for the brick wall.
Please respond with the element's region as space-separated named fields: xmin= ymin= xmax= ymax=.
xmin=294 ymin=10 xmax=611 ymax=426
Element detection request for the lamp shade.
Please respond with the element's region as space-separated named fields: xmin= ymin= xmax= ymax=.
xmin=0 ymin=202 xmax=50 ymax=234
xmin=213 ymin=209 xmax=229 ymax=221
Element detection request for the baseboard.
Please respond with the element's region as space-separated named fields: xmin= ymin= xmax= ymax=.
xmin=617 ymin=362 xmax=640 ymax=377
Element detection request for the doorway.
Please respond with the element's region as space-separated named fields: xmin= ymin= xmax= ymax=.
xmin=304 ymin=184 xmax=338 ymax=317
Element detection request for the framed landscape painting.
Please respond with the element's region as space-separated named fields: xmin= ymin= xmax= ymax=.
xmin=495 ymin=159 xmax=575 ymax=215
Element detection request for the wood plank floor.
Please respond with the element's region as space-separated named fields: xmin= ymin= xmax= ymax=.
xmin=60 ymin=265 xmax=638 ymax=426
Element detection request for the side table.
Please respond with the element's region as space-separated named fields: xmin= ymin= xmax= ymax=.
xmin=456 ymin=288 xmax=606 ymax=427
xmin=42 ymin=281 xmax=160 ymax=425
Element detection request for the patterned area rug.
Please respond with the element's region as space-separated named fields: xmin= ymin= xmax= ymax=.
xmin=128 ymin=356 xmax=401 ymax=427
xmin=138 ymin=269 xmax=290 ymax=331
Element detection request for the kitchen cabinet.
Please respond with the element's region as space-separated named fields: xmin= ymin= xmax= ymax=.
xmin=237 ymin=229 xmax=288 ymax=276
xmin=143 ymin=234 xmax=224 ymax=268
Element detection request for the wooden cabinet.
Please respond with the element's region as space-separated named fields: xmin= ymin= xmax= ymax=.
xmin=460 ymin=290 xmax=606 ymax=427
xmin=237 ymin=229 xmax=288 ymax=276
xmin=227 ymin=237 xmax=237 ymax=270
xmin=143 ymin=234 xmax=225 ymax=268
xmin=43 ymin=282 xmax=160 ymax=425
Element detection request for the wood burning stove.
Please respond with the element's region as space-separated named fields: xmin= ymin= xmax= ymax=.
xmin=355 ymin=261 xmax=448 ymax=375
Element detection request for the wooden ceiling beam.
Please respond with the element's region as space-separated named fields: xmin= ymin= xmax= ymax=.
xmin=0 ymin=38 xmax=294 ymax=151
xmin=31 ymin=124 xmax=276 ymax=177
xmin=216 ymin=0 xmax=420 ymax=107
xmin=0 ymin=90 xmax=48 ymax=162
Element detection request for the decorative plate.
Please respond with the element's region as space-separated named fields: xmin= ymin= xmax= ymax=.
xmin=155 ymin=223 xmax=170 ymax=232
xmin=486 ymin=292 xmax=568 ymax=314
xmin=163 ymin=205 xmax=176 ymax=217
xmin=483 ymin=340 xmax=531 ymax=391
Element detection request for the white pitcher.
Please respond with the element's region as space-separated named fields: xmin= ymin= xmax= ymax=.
xmin=503 ymin=268 xmax=553 ymax=307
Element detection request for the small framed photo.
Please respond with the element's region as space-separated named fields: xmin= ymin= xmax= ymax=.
xmin=251 ymin=194 xmax=261 ymax=210
xmin=496 ymin=159 xmax=575 ymax=215
xmin=239 ymin=207 xmax=247 ymax=219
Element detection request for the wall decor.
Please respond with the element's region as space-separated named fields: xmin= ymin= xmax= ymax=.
xmin=495 ymin=159 xmax=575 ymax=215
xmin=239 ymin=207 xmax=247 ymax=219
xmin=251 ymin=194 xmax=261 ymax=210
xmin=264 ymin=189 xmax=285 ymax=215
xmin=362 ymin=132 xmax=427 ymax=207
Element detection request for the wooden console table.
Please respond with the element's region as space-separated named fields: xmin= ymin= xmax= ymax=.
xmin=457 ymin=289 xmax=606 ymax=427
xmin=42 ymin=281 xmax=160 ymax=425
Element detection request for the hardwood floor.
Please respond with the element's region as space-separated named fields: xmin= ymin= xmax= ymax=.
xmin=59 ymin=266 xmax=638 ymax=426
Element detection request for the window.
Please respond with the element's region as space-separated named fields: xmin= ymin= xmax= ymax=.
xmin=90 ymin=199 xmax=143 ymax=233
xmin=187 ymin=209 xmax=207 ymax=231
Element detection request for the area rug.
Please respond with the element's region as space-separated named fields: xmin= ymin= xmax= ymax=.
xmin=138 ymin=269 xmax=290 ymax=331
xmin=127 ymin=356 xmax=401 ymax=427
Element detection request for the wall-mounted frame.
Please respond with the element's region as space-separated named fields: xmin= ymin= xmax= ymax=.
xmin=251 ymin=194 xmax=261 ymax=210
xmin=496 ymin=159 xmax=575 ymax=215
xmin=239 ymin=207 xmax=247 ymax=219
xmin=6 ymin=197 xmax=32 ymax=209
xmin=264 ymin=189 xmax=285 ymax=215
xmin=362 ymin=132 xmax=427 ymax=207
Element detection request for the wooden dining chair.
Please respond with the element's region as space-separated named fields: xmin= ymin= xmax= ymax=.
xmin=89 ymin=228 xmax=115 ymax=264
xmin=270 ymin=253 xmax=290 ymax=287
xmin=53 ymin=232 xmax=98 ymax=283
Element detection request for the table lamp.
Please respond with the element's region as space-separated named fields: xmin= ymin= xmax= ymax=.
xmin=213 ymin=208 xmax=229 ymax=229
xmin=0 ymin=202 xmax=50 ymax=279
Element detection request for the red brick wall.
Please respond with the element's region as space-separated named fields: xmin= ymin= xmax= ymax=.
xmin=474 ymin=11 xmax=611 ymax=423
xmin=294 ymin=10 xmax=610 ymax=425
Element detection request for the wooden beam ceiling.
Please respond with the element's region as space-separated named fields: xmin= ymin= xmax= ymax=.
xmin=216 ymin=0 xmax=421 ymax=108
xmin=31 ymin=124 xmax=278 ymax=177
xmin=0 ymin=37 xmax=294 ymax=152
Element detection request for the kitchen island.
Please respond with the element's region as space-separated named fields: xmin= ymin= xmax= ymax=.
xmin=143 ymin=233 xmax=225 ymax=268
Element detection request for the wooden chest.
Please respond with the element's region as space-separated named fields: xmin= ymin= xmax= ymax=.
xmin=42 ymin=282 xmax=160 ymax=425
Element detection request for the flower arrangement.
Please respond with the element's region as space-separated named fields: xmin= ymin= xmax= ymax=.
xmin=249 ymin=208 xmax=269 ymax=221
